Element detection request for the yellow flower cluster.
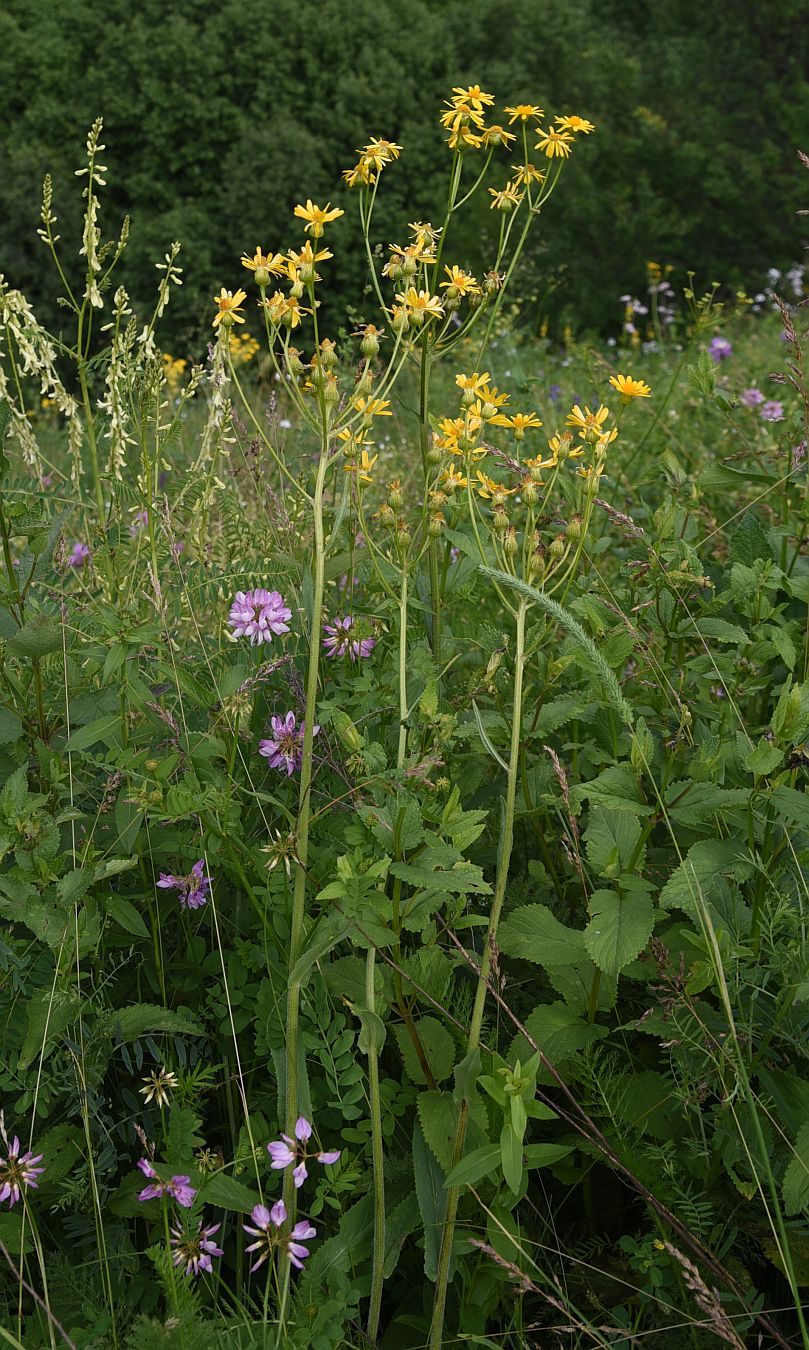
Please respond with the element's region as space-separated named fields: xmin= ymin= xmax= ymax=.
xmin=343 ymin=137 xmax=403 ymax=188
xmin=162 ymin=354 xmax=187 ymax=393
xmin=228 ymin=330 xmax=259 ymax=367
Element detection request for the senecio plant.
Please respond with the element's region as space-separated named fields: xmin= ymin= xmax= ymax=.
xmin=21 ymin=86 xmax=796 ymax=1350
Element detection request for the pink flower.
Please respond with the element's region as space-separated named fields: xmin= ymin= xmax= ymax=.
xmin=67 ymin=541 xmax=91 ymax=568
xmin=740 ymin=387 xmax=764 ymax=407
xmin=266 ymin=1116 xmax=340 ymax=1188
xmin=709 ymin=336 xmax=732 ymax=362
xmin=243 ymin=1199 xmax=316 ymax=1272
xmin=0 ymin=1137 xmax=45 ymax=1207
xmin=228 ymin=588 xmax=292 ymax=645
xmin=760 ymin=400 xmax=785 ymax=423
xmin=156 ymin=859 xmax=211 ymax=910
xmin=170 ymin=1218 xmax=223 ymax=1277
xmin=259 ymin=713 xmax=319 ymax=776
xmin=136 ymin=1159 xmax=196 ymax=1208
xmin=323 ymin=615 xmax=377 ymax=661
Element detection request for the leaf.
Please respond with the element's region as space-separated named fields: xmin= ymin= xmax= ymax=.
xmin=784 ymin=1124 xmax=809 ymax=1215
xmin=413 ymin=1121 xmax=447 ymax=1281
xmin=523 ymin=1142 xmax=574 ymax=1169
xmin=498 ymin=904 xmax=586 ymax=968
xmin=106 ymin=895 xmax=149 ymax=939
xmin=396 ymin=1018 xmax=455 ymax=1085
xmin=658 ymin=838 xmax=751 ymax=914
xmin=0 ymin=708 xmax=22 ymax=744
xmin=200 ymin=1171 xmax=261 ymax=1214
xmin=680 ymin=617 xmax=750 ymax=645
xmin=288 ymin=917 xmax=352 ymax=990
xmin=167 ymin=1106 xmax=204 ymax=1165
xmin=383 ymin=1192 xmax=421 ymax=1278
xmin=389 ymin=859 xmax=491 ymax=894
xmin=743 ymin=738 xmax=784 ymax=777
xmin=19 ymin=990 xmax=81 ymax=1070
xmin=500 ymin=1121 xmax=522 ymax=1194
xmin=583 ymin=889 xmax=656 ymax=976
xmin=471 ymin=699 xmax=508 ymax=772
xmin=444 ymin=1144 xmax=501 ymax=1189
xmin=771 ymin=785 xmax=809 ymax=832
xmin=478 ymin=567 xmax=634 ymax=728
xmin=298 ymin=1195 xmax=374 ymax=1293
xmin=768 ymin=624 xmax=797 ymax=672
xmin=64 ymin=713 xmax=122 ymax=751
xmin=357 ymin=1008 xmax=387 ymax=1055
xmin=114 ymin=791 xmax=143 ymax=852
xmin=585 ymin=808 xmax=643 ymax=878
xmin=7 ymin=614 xmax=63 ymax=659
xmin=416 ymin=1090 xmax=489 ymax=1171
xmin=518 ymin=1002 xmax=609 ymax=1062
xmin=112 ymin=1004 xmax=204 ymax=1043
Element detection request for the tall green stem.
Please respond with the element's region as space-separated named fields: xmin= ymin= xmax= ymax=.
xmin=428 ymin=598 xmax=528 ymax=1348
xmin=365 ymin=945 xmax=385 ymax=1340
xmin=283 ymin=432 xmax=329 ymax=1203
xmin=418 ymin=341 xmax=441 ymax=668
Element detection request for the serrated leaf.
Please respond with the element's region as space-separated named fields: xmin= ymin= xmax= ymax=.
xmin=680 ymin=617 xmax=750 ymax=645
xmin=498 ymin=904 xmax=586 ymax=968
xmin=19 ymin=990 xmax=81 ymax=1070
xmin=584 ymin=807 xmax=643 ymax=878
xmin=771 ymin=785 xmax=809 ymax=832
xmin=583 ymin=889 xmax=656 ymax=976
xmin=413 ymin=1121 xmax=447 ymax=1281
xmin=416 ymin=1089 xmax=489 ymax=1171
xmin=389 ymin=859 xmax=491 ymax=894
xmin=383 ymin=1192 xmax=421 ymax=1278
xmin=7 ymin=614 xmax=63 ymax=659
xmin=518 ymin=1002 xmax=609 ymax=1061
xmin=396 ymin=1018 xmax=455 ymax=1085
xmin=658 ymin=838 xmax=751 ymax=914
xmin=200 ymin=1171 xmax=261 ymax=1214
xmin=112 ymin=1004 xmax=204 ymax=1043
xmin=784 ymin=1123 xmax=809 ymax=1215
xmin=744 ymin=738 xmax=784 ymax=777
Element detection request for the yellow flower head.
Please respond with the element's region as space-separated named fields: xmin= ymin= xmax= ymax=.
xmin=212 ymin=287 xmax=247 ymax=328
xmin=446 ymin=124 xmax=484 ymax=152
xmin=440 ymin=265 xmax=480 ymax=297
xmin=288 ymin=241 xmax=333 ymax=268
xmin=394 ymin=288 xmax=445 ymax=323
xmin=451 ymin=85 xmax=495 ymax=111
xmin=439 ymin=461 xmax=469 ymax=491
xmin=566 ymin=404 xmax=610 ymax=437
xmin=440 ymin=105 xmax=485 ymax=134
xmin=455 ymin=372 xmax=491 ymax=397
xmin=352 ymin=396 xmax=392 ymax=418
xmin=490 ymin=411 xmax=543 ymax=438
xmin=344 ymin=449 xmax=378 ymax=485
xmin=547 ymin=430 xmax=584 ymax=462
xmin=475 ymin=469 xmax=517 ymax=500
xmin=489 ymin=183 xmax=524 ymax=211
xmin=293 ymin=199 xmax=345 ymax=238
xmin=343 ymin=159 xmax=374 ymax=189
xmin=481 ymin=124 xmax=517 ymax=149
xmin=241 ymin=247 xmax=286 ymax=282
xmin=505 ymin=104 xmax=544 ymax=123
xmin=409 ymin=220 xmax=441 ymax=249
xmin=364 ymin=137 xmax=403 ymax=169
xmin=535 ymin=127 xmax=574 ymax=159
xmin=609 ymin=374 xmax=652 ymax=399
xmin=555 ymin=115 xmax=596 ymax=134
xmin=510 ymin=163 xmax=546 ymax=188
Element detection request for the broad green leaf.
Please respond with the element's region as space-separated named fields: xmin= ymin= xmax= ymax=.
xmin=396 ymin=1018 xmax=455 ymax=1085
xmin=784 ymin=1123 xmax=809 ymax=1215
xmin=19 ymin=990 xmax=81 ymax=1070
xmin=383 ymin=1192 xmax=421 ymax=1278
xmin=288 ymin=916 xmax=352 ymax=990
xmin=413 ymin=1121 xmax=447 ymax=1281
xmin=743 ymin=738 xmax=784 ymax=777
xmin=771 ymin=785 xmax=809 ymax=832
xmin=389 ymin=859 xmax=491 ymax=894
xmin=444 ymin=1144 xmax=501 ymax=1189
xmin=583 ymin=889 xmax=656 ymax=976
xmin=0 ymin=708 xmax=22 ymax=744
xmin=518 ymin=1002 xmax=608 ymax=1062
xmin=106 ymin=895 xmax=149 ymax=939
xmin=498 ymin=904 xmax=586 ymax=968
xmin=523 ymin=1142 xmax=574 ymax=1168
xmin=584 ymin=807 xmax=643 ymax=878
xmin=7 ymin=614 xmax=63 ymax=659
xmin=658 ymin=838 xmax=750 ymax=914
xmin=679 ymin=617 xmax=750 ymax=645
xmin=298 ymin=1195 xmax=374 ymax=1292
xmin=416 ymin=1090 xmax=489 ymax=1171
xmin=65 ymin=713 xmax=122 ymax=751
xmin=200 ymin=1171 xmax=261 ymax=1214
xmin=112 ymin=1004 xmax=204 ymax=1043
xmin=500 ymin=1121 xmax=522 ymax=1194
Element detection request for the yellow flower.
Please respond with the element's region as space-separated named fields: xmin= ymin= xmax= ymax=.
xmin=288 ymin=241 xmax=333 ymax=268
xmin=505 ymin=104 xmax=544 ymax=123
xmin=263 ymin=290 xmax=288 ymax=324
xmin=535 ymin=127 xmax=574 ymax=159
xmin=475 ymin=383 xmax=510 ymax=414
xmin=440 ymin=265 xmax=480 ymax=297
xmin=490 ymin=411 xmax=543 ymax=438
xmin=609 ymin=374 xmax=652 ymax=399
xmin=547 ymin=430 xmax=583 ymax=461
xmin=489 ymin=184 xmax=524 ymax=211
xmin=481 ymin=124 xmax=517 ymax=149
xmin=446 ymin=124 xmax=484 ymax=152
xmin=394 ymin=288 xmax=445 ymax=323
xmin=344 ymin=449 xmax=378 ymax=485
xmin=451 ymin=85 xmax=495 ymax=111
xmin=352 ymin=396 xmax=392 ymax=418
xmin=241 ymin=247 xmax=285 ymax=281
xmin=409 ymin=220 xmax=442 ymax=249
xmin=229 ymin=330 xmax=259 ymax=366
xmin=455 ymin=372 xmax=491 ymax=397
xmin=566 ymin=404 xmax=610 ymax=436
xmin=510 ymin=163 xmax=546 ymax=188
xmin=440 ymin=461 xmax=469 ymax=491
xmin=476 ymin=469 xmax=517 ymax=500
xmin=343 ymin=159 xmax=374 ymax=188
xmin=293 ymin=199 xmax=345 ymax=238
xmin=364 ymin=137 xmax=403 ymax=169
xmin=555 ymin=115 xmax=596 ymax=134
xmin=440 ymin=105 xmax=485 ymax=134
xmin=212 ymin=287 xmax=247 ymax=328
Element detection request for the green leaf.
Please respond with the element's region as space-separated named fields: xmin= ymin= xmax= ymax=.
xmin=498 ymin=904 xmax=586 ymax=968
xmin=288 ymin=916 xmax=352 ymax=990
xmin=784 ymin=1123 xmax=809 ymax=1215
xmin=523 ymin=1142 xmax=574 ymax=1169
xmin=413 ymin=1121 xmax=447 ymax=1281
xmin=298 ymin=1195 xmax=374 ymax=1293
xmin=658 ymin=838 xmax=751 ymax=914
xmin=771 ymin=785 xmax=809 ymax=832
xmin=389 ymin=859 xmax=491 ymax=894
xmin=584 ymin=807 xmax=644 ymax=878
xmin=0 ymin=707 xmax=23 ymax=744
xmin=743 ymin=738 xmax=784 ymax=777
xmin=19 ymin=990 xmax=81 ymax=1070
xmin=65 ymin=713 xmax=122 ymax=751
xmin=518 ymin=1002 xmax=608 ymax=1062
xmin=200 ymin=1171 xmax=261 ymax=1214
xmin=112 ymin=1004 xmax=204 ymax=1043
xmin=106 ymin=895 xmax=149 ymax=939
xmin=471 ymin=699 xmax=508 ymax=772
xmin=114 ymin=791 xmax=143 ymax=852
xmin=383 ymin=1192 xmax=421 ymax=1279
xmin=583 ymin=889 xmax=656 ymax=976
xmin=416 ymin=1090 xmax=489 ymax=1170
xmin=7 ymin=614 xmax=63 ymax=659
xmin=357 ymin=1008 xmax=387 ymax=1055
xmin=167 ymin=1106 xmax=204 ymax=1165
xmin=680 ymin=616 xmax=750 ymax=645
xmin=444 ymin=1144 xmax=501 ymax=1189
xmin=396 ymin=1018 xmax=455 ymax=1085
xmin=500 ymin=1121 xmax=522 ymax=1194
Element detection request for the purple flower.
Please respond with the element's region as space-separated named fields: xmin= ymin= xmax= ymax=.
xmin=760 ymin=400 xmax=785 ymax=423
xmin=67 ymin=542 xmax=90 ymax=568
xmin=740 ymin=387 xmax=764 ymax=407
xmin=549 ymin=384 xmax=562 ymax=404
xmin=137 ymin=1158 xmax=196 ymax=1208
xmin=259 ymin=713 xmax=319 ymax=776
xmin=323 ymin=616 xmax=377 ymax=661
xmin=243 ymin=1199 xmax=316 ymax=1272
xmin=228 ymin=588 xmax=292 ymax=645
xmin=170 ymin=1218 xmax=223 ymax=1277
xmin=709 ymin=336 xmax=732 ymax=362
xmin=130 ymin=509 xmax=149 ymax=537
xmin=266 ymin=1116 xmax=341 ymax=1189
xmin=156 ymin=859 xmax=211 ymax=910
xmin=0 ymin=1137 xmax=45 ymax=1207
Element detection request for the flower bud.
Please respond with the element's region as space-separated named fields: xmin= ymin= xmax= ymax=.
xmin=483 ymin=271 xmax=502 ymax=296
xmin=319 ymin=340 xmax=338 ymax=369
xmin=299 ymin=263 xmax=315 ymax=284
xmin=220 ymin=312 xmax=236 ymax=328
xmin=402 ymin=257 xmax=418 ymax=277
xmin=566 ymin=514 xmax=582 ymax=541
xmin=287 ymin=348 xmax=305 ymax=377
xmin=549 ymin=535 xmax=566 ymax=560
xmin=428 ymin=513 xmax=445 ymax=537
xmin=528 ymin=549 xmax=545 ymax=578
xmin=332 ymin=708 xmax=363 ymax=753
xmin=503 ymin=526 xmax=518 ymax=556
xmin=426 ymin=444 xmax=442 ymax=465
xmin=468 ymin=291 xmax=485 ymax=310
xmin=460 ymin=388 xmax=476 ymax=408
xmin=290 ymin=280 xmax=305 ymax=300
xmin=482 ymin=400 xmax=497 ymax=419
xmin=361 ymin=328 xmax=380 ymax=358
xmin=396 ymin=520 xmax=411 ymax=550
xmin=492 ymin=507 xmax=508 ymax=533
xmin=389 ymin=482 xmax=404 ymax=509
xmin=322 ymin=375 xmax=340 ymax=404
xmin=377 ymin=503 xmax=395 ymax=526
xmin=523 ymin=479 xmax=538 ymax=505
xmin=254 ymin=266 xmax=271 ymax=287
xmin=354 ymin=369 xmax=373 ymax=397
